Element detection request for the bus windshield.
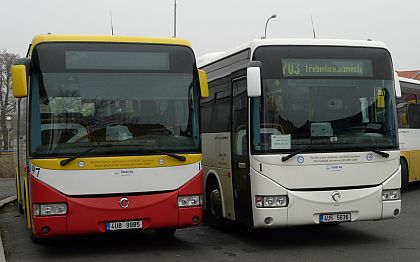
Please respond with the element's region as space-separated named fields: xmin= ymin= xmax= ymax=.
xmin=30 ymin=42 xmax=200 ymax=157
xmin=251 ymin=46 xmax=398 ymax=154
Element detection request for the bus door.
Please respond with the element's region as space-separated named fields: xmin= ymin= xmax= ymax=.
xmin=231 ymin=77 xmax=253 ymax=226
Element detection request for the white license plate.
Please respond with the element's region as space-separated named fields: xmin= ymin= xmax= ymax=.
xmin=106 ymin=220 xmax=143 ymax=231
xmin=320 ymin=213 xmax=351 ymax=223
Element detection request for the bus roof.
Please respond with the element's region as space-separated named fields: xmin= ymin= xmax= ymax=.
xmin=399 ymin=76 xmax=420 ymax=85
xmin=30 ymin=34 xmax=192 ymax=50
xmin=198 ymin=38 xmax=389 ymax=68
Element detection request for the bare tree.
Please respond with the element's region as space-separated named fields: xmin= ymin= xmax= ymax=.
xmin=0 ymin=50 xmax=19 ymax=150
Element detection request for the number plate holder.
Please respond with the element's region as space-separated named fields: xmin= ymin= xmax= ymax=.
xmin=319 ymin=213 xmax=351 ymax=223
xmin=106 ymin=220 xmax=143 ymax=231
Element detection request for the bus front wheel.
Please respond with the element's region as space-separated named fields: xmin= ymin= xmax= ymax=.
xmin=206 ymin=183 xmax=223 ymax=226
xmin=15 ymin=175 xmax=24 ymax=214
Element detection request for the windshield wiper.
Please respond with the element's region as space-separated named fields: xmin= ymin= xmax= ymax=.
xmin=60 ymin=143 xmax=114 ymax=166
xmin=281 ymin=145 xmax=313 ymax=162
xmin=280 ymin=144 xmax=390 ymax=163
xmin=60 ymin=143 xmax=186 ymax=167
xmin=357 ymin=146 xmax=389 ymax=158
xmin=143 ymin=148 xmax=186 ymax=162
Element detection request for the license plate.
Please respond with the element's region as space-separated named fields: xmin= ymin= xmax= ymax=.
xmin=106 ymin=220 xmax=143 ymax=231
xmin=320 ymin=213 xmax=351 ymax=223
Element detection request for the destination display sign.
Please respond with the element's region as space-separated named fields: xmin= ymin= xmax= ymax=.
xmin=282 ymin=59 xmax=373 ymax=77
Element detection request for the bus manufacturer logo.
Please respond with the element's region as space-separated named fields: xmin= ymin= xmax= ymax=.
xmin=159 ymin=159 xmax=165 ymax=165
xmin=78 ymin=161 xmax=85 ymax=168
xmin=366 ymin=153 xmax=373 ymax=161
xmin=119 ymin=198 xmax=130 ymax=208
xmin=331 ymin=191 xmax=341 ymax=202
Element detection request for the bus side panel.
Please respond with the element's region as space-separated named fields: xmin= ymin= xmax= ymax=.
xmin=202 ymin=133 xmax=235 ymax=220
xmin=409 ymin=150 xmax=420 ymax=182
xmin=19 ymin=97 xmax=30 ymax=228
xmin=399 ymin=128 xmax=420 ymax=183
xmin=13 ymin=99 xmax=21 ymax=208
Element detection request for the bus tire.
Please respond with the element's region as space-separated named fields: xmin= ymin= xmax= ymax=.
xmin=16 ymin=175 xmax=24 ymax=214
xmin=18 ymin=200 xmax=24 ymax=214
xmin=207 ymin=183 xmax=223 ymax=226
xmin=29 ymin=229 xmax=46 ymax=245
xmin=401 ymin=159 xmax=409 ymax=191
xmin=155 ymin=228 xmax=176 ymax=238
xmin=23 ymin=182 xmax=28 ymax=218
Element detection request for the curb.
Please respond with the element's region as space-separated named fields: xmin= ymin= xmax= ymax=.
xmin=0 ymin=196 xmax=16 ymax=209
xmin=0 ymin=196 xmax=16 ymax=262
xmin=0 ymin=230 xmax=5 ymax=262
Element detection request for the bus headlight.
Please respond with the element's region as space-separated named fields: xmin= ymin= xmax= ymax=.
xmin=382 ymin=189 xmax=401 ymax=201
xmin=178 ymin=195 xmax=202 ymax=207
xmin=255 ymin=195 xmax=288 ymax=208
xmin=33 ymin=203 xmax=67 ymax=216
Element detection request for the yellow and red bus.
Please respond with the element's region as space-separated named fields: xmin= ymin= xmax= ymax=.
xmin=397 ymin=77 xmax=420 ymax=188
xmin=11 ymin=35 xmax=208 ymax=242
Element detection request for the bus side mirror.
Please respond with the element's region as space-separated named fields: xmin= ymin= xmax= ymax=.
xmin=12 ymin=58 xmax=31 ymax=98
xmin=394 ymin=72 xmax=402 ymax=98
xmin=198 ymin=69 xmax=209 ymax=99
xmin=247 ymin=61 xmax=262 ymax=97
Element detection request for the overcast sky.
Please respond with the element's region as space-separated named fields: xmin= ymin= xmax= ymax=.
xmin=1 ymin=0 xmax=419 ymax=70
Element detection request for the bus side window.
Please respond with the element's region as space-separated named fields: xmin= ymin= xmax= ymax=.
xmin=408 ymin=104 xmax=420 ymax=128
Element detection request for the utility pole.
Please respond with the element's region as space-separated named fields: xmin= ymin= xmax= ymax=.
xmin=110 ymin=10 xmax=114 ymax=36
xmin=311 ymin=15 xmax=317 ymax=39
xmin=173 ymin=0 xmax=177 ymax=38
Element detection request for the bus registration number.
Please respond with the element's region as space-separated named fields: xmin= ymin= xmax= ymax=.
xmin=106 ymin=220 xmax=143 ymax=231
xmin=320 ymin=213 xmax=351 ymax=223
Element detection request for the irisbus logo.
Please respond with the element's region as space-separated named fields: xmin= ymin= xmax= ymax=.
xmin=331 ymin=191 xmax=342 ymax=202
xmin=119 ymin=198 xmax=130 ymax=208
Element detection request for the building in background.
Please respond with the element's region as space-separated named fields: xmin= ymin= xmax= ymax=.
xmin=398 ymin=70 xmax=420 ymax=80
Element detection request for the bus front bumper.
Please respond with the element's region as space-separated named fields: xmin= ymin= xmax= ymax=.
xmin=251 ymin=169 xmax=401 ymax=228
xmin=253 ymin=185 xmax=401 ymax=228
xmin=30 ymin=172 xmax=202 ymax=238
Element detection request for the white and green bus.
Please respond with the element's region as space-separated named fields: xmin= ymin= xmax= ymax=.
xmin=199 ymin=39 xmax=402 ymax=227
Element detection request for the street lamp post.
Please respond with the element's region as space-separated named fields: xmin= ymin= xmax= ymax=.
xmin=262 ymin=14 xmax=277 ymax=39
xmin=173 ymin=0 xmax=177 ymax=38
xmin=6 ymin=116 xmax=12 ymax=150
